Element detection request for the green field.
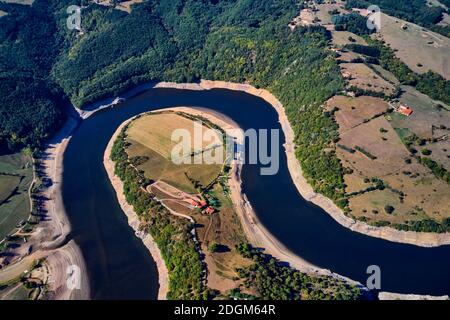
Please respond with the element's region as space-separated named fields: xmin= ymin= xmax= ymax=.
xmin=0 ymin=152 xmax=32 ymax=240
xmin=0 ymin=175 xmax=21 ymax=203
xmin=126 ymin=113 xmax=224 ymax=194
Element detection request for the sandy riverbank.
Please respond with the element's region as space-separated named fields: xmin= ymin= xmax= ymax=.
xmin=171 ymin=108 xmax=363 ymax=285
xmin=103 ymin=118 xmax=169 ymax=300
xmin=36 ymin=115 xmax=90 ymax=299
xmin=378 ymin=292 xmax=449 ymax=300
xmin=6 ymin=77 xmax=445 ymax=300
xmin=150 ymin=80 xmax=450 ymax=248
xmin=45 ymin=240 xmax=89 ymax=299
xmin=0 ymin=113 xmax=90 ymax=300
xmin=105 ymin=107 xmax=364 ymax=292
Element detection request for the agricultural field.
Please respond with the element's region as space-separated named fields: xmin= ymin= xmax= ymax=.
xmin=369 ymin=64 xmax=400 ymax=86
xmin=338 ymin=116 xmax=409 ymax=177
xmin=388 ymin=86 xmax=450 ymax=139
xmin=0 ymin=259 xmax=48 ymax=300
xmin=348 ymin=159 xmax=450 ymax=225
xmin=335 ymin=50 xmax=361 ymax=63
xmin=387 ymin=86 xmax=450 ymax=172
xmin=191 ymin=183 xmax=250 ymax=293
xmin=373 ymin=13 xmax=450 ymax=79
xmin=0 ymin=152 xmax=32 ymax=241
xmin=291 ymin=1 xmax=348 ymax=29
xmin=332 ymin=31 xmax=367 ymax=46
xmin=315 ymin=2 xmax=349 ymax=27
xmin=426 ymin=140 xmax=450 ymax=171
xmin=340 ymin=63 xmax=396 ymax=95
xmin=326 ymin=95 xmax=390 ymax=134
xmin=0 ymin=284 xmax=30 ymax=300
xmin=126 ymin=111 xmax=252 ymax=294
xmin=115 ymin=0 xmax=143 ymax=13
xmin=296 ymin=8 xmax=315 ymax=26
xmin=312 ymin=2 xmax=450 ymax=229
xmin=126 ymin=112 xmax=224 ymax=193
xmin=331 ymin=94 xmax=450 ymax=227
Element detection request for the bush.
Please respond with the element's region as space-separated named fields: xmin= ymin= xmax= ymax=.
xmin=384 ymin=205 xmax=395 ymax=214
xmin=208 ymin=242 xmax=220 ymax=253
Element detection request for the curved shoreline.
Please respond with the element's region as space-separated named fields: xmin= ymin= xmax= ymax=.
xmin=150 ymin=80 xmax=450 ymax=248
xmin=0 ymin=112 xmax=91 ymax=300
xmin=38 ymin=114 xmax=90 ymax=299
xmin=177 ymin=108 xmax=363 ymax=283
xmin=103 ymin=117 xmax=169 ymax=300
xmin=103 ymin=107 xmax=365 ymax=295
xmin=20 ymin=79 xmax=447 ymax=300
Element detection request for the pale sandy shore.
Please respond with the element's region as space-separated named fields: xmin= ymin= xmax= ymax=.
xmin=35 ymin=115 xmax=90 ymax=300
xmin=45 ymin=240 xmax=89 ymax=300
xmin=105 ymin=107 xmax=365 ymax=293
xmin=378 ymin=292 xmax=449 ymax=300
xmin=0 ymin=114 xmax=90 ymax=300
xmin=171 ymin=108 xmax=364 ymax=285
xmin=104 ymin=118 xmax=169 ymax=300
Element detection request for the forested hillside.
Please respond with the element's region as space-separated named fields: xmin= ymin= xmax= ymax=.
xmin=3 ymin=0 xmax=447 ymax=209
xmin=0 ymin=0 xmax=349 ymax=202
xmin=0 ymin=1 xmax=64 ymax=150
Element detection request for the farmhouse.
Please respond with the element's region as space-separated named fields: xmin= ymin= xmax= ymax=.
xmin=187 ymin=197 xmax=208 ymax=209
xmin=397 ymin=104 xmax=414 ymax=116
xmin=188 ymin=199 xmax=201 ymax=208
xmin=204 ymin=207 xmax=215 ymax=215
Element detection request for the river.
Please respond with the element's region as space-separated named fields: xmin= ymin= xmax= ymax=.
xmin=62 ymin=88 xmax=450 ymax=299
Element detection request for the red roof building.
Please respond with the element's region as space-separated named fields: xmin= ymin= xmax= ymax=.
xmin=204 ymin=207 xmax=215 ymax=215
xmin=189 ymin=199 xmax=201 ymax=207
xmin=397 ymin=104 xmax=413 ymax=116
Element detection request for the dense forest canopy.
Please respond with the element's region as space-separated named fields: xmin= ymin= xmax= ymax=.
xmin=1 ymin=0 xmax=448 ymax=150
xmin=0 ymin=1 xmax=64 ymax=150
xmin=332 ymin=12 xmax=375 ymax=35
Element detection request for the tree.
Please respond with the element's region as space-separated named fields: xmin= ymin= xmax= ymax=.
xmin=384 ymin=205 xmax=395 ymax=214
xmin=208 ymin=242 xmax=220 ymax=253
